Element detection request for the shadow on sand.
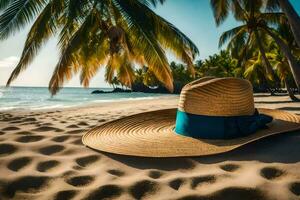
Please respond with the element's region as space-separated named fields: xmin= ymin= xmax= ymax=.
xmin=100 ymin=130 xmax=300 ymax=171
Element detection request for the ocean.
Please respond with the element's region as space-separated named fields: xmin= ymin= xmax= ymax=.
xmin=0 ymin=87 xmax=173 ymax=111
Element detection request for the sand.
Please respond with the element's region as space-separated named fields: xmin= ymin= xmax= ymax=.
xmin=0 ymin=94 xmax=300 ymax=200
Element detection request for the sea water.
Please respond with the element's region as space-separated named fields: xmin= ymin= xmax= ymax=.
xmin=0 ymin=87 xmax=173 ymax=111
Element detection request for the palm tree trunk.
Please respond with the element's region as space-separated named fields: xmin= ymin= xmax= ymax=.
xmin=278 ymin=0 xmax=300 ymax=48
xmin=254 ymin=30 xmax=276 ymax=79
xmin=263 ymin=27 xmax=300 ymax=90
xmin=284 ymin=78 xmax=299 ymax=101
xmin=237 ymin=33 xmax=252 ymax=73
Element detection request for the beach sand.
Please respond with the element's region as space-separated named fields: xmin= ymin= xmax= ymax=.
xmin=0 ymin=94 xmax=300 ymax=200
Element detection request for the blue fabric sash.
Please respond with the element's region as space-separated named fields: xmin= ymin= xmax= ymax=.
xmin=175 ymin=109 xmax=273 ymax=139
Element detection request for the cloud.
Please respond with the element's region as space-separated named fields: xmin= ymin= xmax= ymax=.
xmin=0 ymin=56 xmax=19 ymax=68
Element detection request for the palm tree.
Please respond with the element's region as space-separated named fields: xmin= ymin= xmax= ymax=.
xmin=0 ymin=0 xmax=199 ymax=95
xmin=268 ymin=50 xmax=299 ymax=100
xmin=244 ymin=52 xmax=273 ymax=92
xmin=211 ymin=0 xmax=300 ymax=89
xmin=266 ymin=0 xmax=300 ymax=48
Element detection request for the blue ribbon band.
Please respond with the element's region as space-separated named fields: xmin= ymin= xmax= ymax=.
xmin=175 ymin=109 xmax=273 ymax=139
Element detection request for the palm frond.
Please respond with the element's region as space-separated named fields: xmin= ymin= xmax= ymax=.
xmin=49 ymin=7 xmax=99 ymax=95
xmin=219 ymin=25 xmax=247 ymax=48
xmin=210 ymin=0 xmax=231 ymax=26
xmin=6 ymin=1 xmax=61 ymax=86
xmin=113 ymin=0 xmax=173 ymax=91
xmin=0 ymin=0 xmax=47 ymax=39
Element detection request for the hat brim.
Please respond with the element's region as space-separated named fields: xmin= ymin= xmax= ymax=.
xmin=82 ymin=108 xmax=300 ymax=157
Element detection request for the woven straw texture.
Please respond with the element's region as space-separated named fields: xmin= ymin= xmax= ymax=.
xmin=178 ymin=78 xmax=255 ymax=116
xmin=82 ymin=108 xmax=300 ymax=157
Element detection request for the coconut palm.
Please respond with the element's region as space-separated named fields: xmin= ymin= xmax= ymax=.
xmin=211 ymin=0 xmax=300 ymax=89
xmin=266 ymin=0 xmax=300 ymax=48
xmin=213 ymin=0 xmax=278 ymax=79
xmin=268 ymin=49 xmax=299 ymax=100
xmin=0 ymin=0 xmax=199 ymax=95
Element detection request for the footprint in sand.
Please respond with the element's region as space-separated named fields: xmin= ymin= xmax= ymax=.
xmin=0 ymin=131 xmax=4 ymax=135
xmin=107 ymin=169 xmax=125 ymax=177
xmin=36 ymin=160 xmax=60 ymax=172
xmin=2 ymin=126 xmax=20 ymax=131
xmin=260 ymin=167 xmax=285 ymax=180
xmin=85 ymin=185 xmax=123 ymax=200
xmin=75 ymin=155 xmax=100 ymax=167
xmin=220 ymin=164 xmax=240 ymax=172
xmin=289 ymin=182 xmax=300 ymax=196
xmin=169 ymin=178 xmax=185 ymax=190
xmin=0 ymin=143 xmax=17 ymax=156
xmin=3 ymin=176 xmax=49 ymax=198
xmin=7 ymin=157 xmax=32 ymax=171
xmin=54 ymin=190 xmax=77 ymax=200
xmin=129 ymin=180 xmax=159 ymax=200
xmin=66 ymin=175 xmax=94 ymax=187
xmin=16 ymin=135 xmax=44 ymax=143
xmin=38 ymin=145 xmax=65 ymax=155
xmin=190 ymin=175 xmax=216 ymax=189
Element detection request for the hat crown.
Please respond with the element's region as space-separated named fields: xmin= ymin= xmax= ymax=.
xmin=178 ymin=77 xmax=255 ymax=116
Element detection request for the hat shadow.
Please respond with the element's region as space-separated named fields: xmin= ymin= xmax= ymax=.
xmin=101 ymin=130 xmax=300 ymax=171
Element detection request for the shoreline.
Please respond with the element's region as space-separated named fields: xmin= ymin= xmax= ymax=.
xmin=1 ymin=93 xmax=299 ymax=115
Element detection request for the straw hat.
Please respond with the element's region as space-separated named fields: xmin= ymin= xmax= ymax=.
xmin=82 ymin=77 xmax=300 ymax=157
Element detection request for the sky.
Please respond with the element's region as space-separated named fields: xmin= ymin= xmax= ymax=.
xmin=0 ymin=0 xmax=299 ymax=87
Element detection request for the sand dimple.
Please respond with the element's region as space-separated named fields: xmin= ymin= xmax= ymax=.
xmin=76 ymin=155 xmax=100 ymax=167
xmin=84 ymin=184 xmax=123 ymax=200
xmin=67 ymin=129 xmax=86 ymax=134
xmin=220 ymin=164 xmax=240 ymax=172
xmin=77 ymin=122 xmax=89 ymax=126
xmin=36 ymin=160 xmax=60 ymax=172
xmin=4 ymin=176 xmax=49 ymax=198
xmin=16 ymin=131 xmax=33 ymax=135
xmin=32 ymin=126 xmax=62 ymax=132
xmin=191 ymin=175 xmax=216 ymax=189
xmin=38 ymin=145 xmax=65 ymax=155
xmin=66 ymin=124 xmax=80 ymax=128
xmin=54 ymin=190 xmax=77 ymax=200
xmin=260 ymin=167 xmax=285 ymax=180
xmin=0 ymin=131 xmax=5 ymax=135
xmin=129 ymin=180 xmax=159 ymax=200
xmin=52 ymin=135 xmax=70 ymax=143
xmin=107 ymin=169 xmax=125 ymax=177
xmin=7 ymin=157 xmax=32 ymax=171
xmin=289 ymin=182 xmax=300 ymax=196
xmin=2 ymin=126 xmax=20 ymax=131
xmin=148 ymin=170 xmax=163 ymax=179
xmin=169 ymin=178 xmax=185 ymax=190
xmin=16 ymin=135 xmax=44 ymax=143
xmin=178 ymin=187 xmax=265 ymax=200
xmin=0 ymin=143 xmax=17 ymax=156
xmin=72 ymin=138 xmax=83 ymax=145
xmin=66 ymin=175 xmax=94 ymax=187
